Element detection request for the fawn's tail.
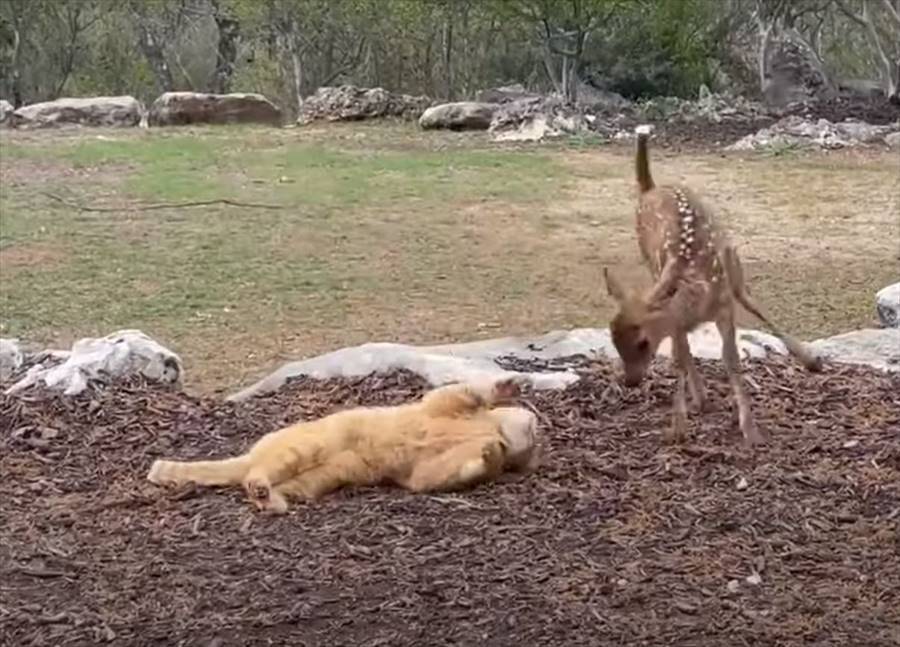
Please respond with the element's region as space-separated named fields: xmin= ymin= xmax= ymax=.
xmin=147 ymin=455 xmax=252 ymax=486
xmin=634 ymin=124 xmax=655 ymax=194
xmin=720 ymin=246 xmax=823 ymax=372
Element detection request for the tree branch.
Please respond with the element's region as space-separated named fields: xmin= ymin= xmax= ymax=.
xmin=41 ymin=193 xmax=285 ymax=212
xmin=880 ymin=0 xmax=900 ymax=28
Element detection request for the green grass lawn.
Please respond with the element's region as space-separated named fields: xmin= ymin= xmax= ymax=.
xmin=1 ymin=123 xmax=896 ymax=393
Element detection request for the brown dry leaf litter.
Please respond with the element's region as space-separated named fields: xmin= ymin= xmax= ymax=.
xmin=1 ymin=355 xmax=899 ymax=646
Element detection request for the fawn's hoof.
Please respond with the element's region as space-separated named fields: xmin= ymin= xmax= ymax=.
xmin=663 ymin=423 xmax=688 ymax=444
xmin=741 ymin=422 xmax=768 ymax=447
xmin=690 ymin=393 xmax=708 ymax=414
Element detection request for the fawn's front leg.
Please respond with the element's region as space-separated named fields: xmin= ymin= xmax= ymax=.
xmin=664 ymin=333 xmax=692 ymax=444
xmin=673 ymin=330 xmax=706 ymax=413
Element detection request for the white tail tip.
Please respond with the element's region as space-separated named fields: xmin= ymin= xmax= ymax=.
xmin=635 ymin=124 xmax=653 ymax=136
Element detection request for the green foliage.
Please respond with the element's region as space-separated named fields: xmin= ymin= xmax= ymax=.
xmin=0 ymin=0 xmax=896 ymax=108
xmin=583 ymin=0 xmax=721 ymax=99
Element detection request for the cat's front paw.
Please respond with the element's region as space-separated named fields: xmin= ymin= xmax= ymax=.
xmin=481 ymin=440 xmax=506 ymax=474
xmin=491 ymin=375 xmax=527 ymax=403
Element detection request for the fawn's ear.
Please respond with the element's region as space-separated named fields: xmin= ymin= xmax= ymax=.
xmin=603 ymin=267 xmax=626 ymax=303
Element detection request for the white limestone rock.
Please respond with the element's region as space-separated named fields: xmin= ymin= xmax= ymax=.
xmin=876 ymin=283 xmax=900 ymax=328
xmin=227 ymin=323 xmax=788 ymax=402
xmin=418 ymin=102 xmax=498 ymax=130
xmin=5 ymin=330 xmax=183 ymax=396
xmin=10 ymin=96 xmax=144 ymax=128
xmin=727 ymin=115 xmax=897 ymax=151
xmin=0 ymin=338 xmax=24 ymax=382
xmin=808 ymin=329 xmax=900 ymax=372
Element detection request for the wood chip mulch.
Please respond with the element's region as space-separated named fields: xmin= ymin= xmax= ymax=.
xmin=2 ymin=354 xmax=899 ymax=646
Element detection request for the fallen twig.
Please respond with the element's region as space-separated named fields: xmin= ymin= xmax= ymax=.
xmin=41 ymin=192 xmax=285 ymax=212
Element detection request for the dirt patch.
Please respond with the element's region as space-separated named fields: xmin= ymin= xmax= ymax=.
xmin=2 ymin=356 xmax=898 ymax=646
xmin=0 ymin=242 xmax=68 ymax=275
xmin=0 ymin=157 xmax=131 ymax=189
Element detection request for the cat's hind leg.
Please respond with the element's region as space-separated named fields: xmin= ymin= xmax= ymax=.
xmin=275 ymin=451 xmax=376 ymax=503
xmin=241 ymin=455 xmax=300 ymax=513
xmin=241 ymin=470 xmax=287 ymax=513
xmin=400 ymin=438 xmax=506 ymax=493
xmin=420 ymin=376 xmax=526 ymax=418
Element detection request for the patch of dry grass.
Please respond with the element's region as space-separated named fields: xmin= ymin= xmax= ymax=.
xmin=1 ymin=123 xmax=896 ymax=394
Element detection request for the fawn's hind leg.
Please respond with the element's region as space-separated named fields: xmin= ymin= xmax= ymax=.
xmin=716 ymin=312 xmax=766 ymax=446
xmin=401 ymin=439 xmax=505 ymax=493
xmin=722 ymin=246 xmax=821 ymax=372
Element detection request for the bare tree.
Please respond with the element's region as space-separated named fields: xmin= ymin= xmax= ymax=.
xmin=210 ymin=0 xmax=240 ymax=93
xmin=505 ymin=0 xmax=619 ymax=104
xmin=752 ymin=0 xmax=835 ymax=97
xmin=1 ymin=0 xmax=39 ymax=106
xmin=52 ymin=1 xmax=102 ymax=98
xmin=128 ymin=1 xmax=176 ymax=93
xmin=835 ymin=0 xmax=900 ymax=98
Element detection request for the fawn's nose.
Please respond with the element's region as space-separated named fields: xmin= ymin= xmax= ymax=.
xmin=621 ymin=371 xmax=643 ymax=387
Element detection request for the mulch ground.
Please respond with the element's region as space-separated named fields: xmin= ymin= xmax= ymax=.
xmin=644 ymin=94 xmax=900 ymax=151
xmin=2 ymin=355 xmax=899 ymax=646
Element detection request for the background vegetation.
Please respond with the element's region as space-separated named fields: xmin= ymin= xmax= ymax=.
xmin=1 ymin=0 xmax=898 ymax=115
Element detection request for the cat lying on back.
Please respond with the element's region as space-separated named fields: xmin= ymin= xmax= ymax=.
xmin=147 ymin=376 xmax=542 ymax=513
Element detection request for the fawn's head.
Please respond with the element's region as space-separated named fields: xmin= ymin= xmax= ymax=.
xmin=603 ymin=268 xmax=668 ymax=386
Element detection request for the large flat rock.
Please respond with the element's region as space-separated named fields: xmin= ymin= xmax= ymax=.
xmin=876 ymin=282 xmax=899 ymax=328
xmin=808 ymin=328 xmax=900 ymax=372
xmin=10 ymin=96 xmax=144 ymax=128
xmin=227 ymin=323 xmax=789 ymax=402
xmin=148 ymin=92 xmax=282 ymax=127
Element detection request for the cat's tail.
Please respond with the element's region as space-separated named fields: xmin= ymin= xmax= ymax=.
xmin=147 ymin=455 xmax=251 ymax=486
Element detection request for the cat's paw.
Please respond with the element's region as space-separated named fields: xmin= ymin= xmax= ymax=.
xmin=244 ymin=477 xmax=273 ymax=509
xmin=491 ymin=375 xmax=527 ymax=403
xmin=457 ymin=458 xmax=487 ymax=483
xmin=481 ymin=440 xmax=506 ymax=473
xmin=147 ymin=460 xmax=175 ymax=485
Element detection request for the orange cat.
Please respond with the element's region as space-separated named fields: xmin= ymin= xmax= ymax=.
xmin=147 ymin=376 xmax=542 ymax=513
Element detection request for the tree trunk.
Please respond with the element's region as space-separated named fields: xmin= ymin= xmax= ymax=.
xmin=542 ymin=51 xmax=562 ymax=95
xmin=211 ymin=6 xmax=240 ymax=94
xmin=288 ymin=36 xmax=304 ymax=110
xmin=443 ymin=12 xmax=454 ymax=101
xmin=134 ymin=22 xmax=174 ymax=92
xmin=563 ymin=56 xmax=580 ymax=105
xmin=837 ymin=0 xmax=900 ymax=98
xmin=757 ymin=20 xmax=776 ymax=95
xmin=11 ymin=27 xmax=23 ymax=107
xmin=860 ymin=1 xmax=898 ymax=98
